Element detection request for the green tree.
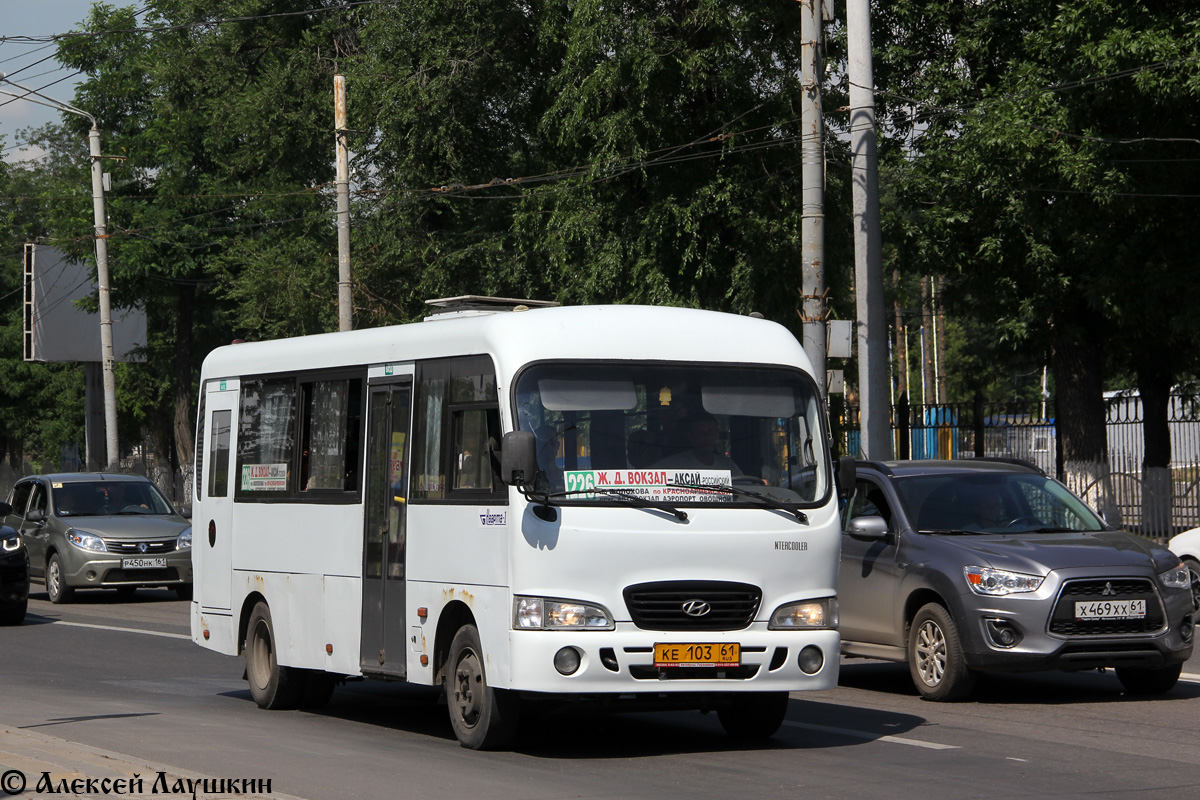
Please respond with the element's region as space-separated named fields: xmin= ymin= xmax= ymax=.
xmin=872 ymin=0 xmax=1200 ymax=522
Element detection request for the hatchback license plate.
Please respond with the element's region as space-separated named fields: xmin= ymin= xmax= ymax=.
xmin=1075 ymin=599 xmax=1146 ymax=620
xmin=654 ymin=642 xmax=740 ymax=668
xmin=122 ymin=557 xmax=166 ymax=569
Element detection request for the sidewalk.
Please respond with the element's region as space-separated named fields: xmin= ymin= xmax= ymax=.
xmin=0 ymin=726 xmax=303 ymax=800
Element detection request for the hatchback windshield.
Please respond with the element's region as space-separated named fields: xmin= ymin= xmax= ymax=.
xmin=893 ymin=472 xmax=1105 ymax=533
xmin=513 ymin=362 xmax=828 ymax=504
xmin=52 ymin=481 xmax=175 ymax=517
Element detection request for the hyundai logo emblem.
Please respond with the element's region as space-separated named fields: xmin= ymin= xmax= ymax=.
xmin=682 ymin=600 xmax=711 ymax=617
xmin=138 ymin=542 xmax=148 ymax=554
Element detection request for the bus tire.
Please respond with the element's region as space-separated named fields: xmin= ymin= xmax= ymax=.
xmin=717 ymin=691 xmax=789 ymax=739
xmin=445 ymin=624 xmax=520 ymax=750
xmin=245 ymin=601 xmax=306 ymax=710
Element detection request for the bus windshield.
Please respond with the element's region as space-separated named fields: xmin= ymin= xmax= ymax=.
xmin=513 ymin=362 xmax=829 ymax=504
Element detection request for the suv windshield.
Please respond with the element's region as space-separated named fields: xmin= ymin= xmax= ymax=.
xmin=513 ymin=362 xmax=828 ymax=505
xmin=894 ymin=472 xmax=1105 ymax=534
xmin=52 ymin=481 xmax=175 ymax=517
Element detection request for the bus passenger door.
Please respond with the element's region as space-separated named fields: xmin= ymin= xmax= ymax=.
xmin=361 ymin=380 xmax=413 ymax=677
xmin=199 ymin=379 xmax=238 ymax=611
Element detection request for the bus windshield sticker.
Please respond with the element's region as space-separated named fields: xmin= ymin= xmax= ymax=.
xmin=563 ymin=469 xmax=733 ymax=502
xmin=241 ymin=463 xmax=289 ymax=491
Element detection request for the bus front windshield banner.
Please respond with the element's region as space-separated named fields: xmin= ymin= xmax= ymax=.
xmin=515 ymin=362 xmax=829 ymax=504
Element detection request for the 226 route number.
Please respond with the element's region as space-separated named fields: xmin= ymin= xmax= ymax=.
xmin=654 ymin=642 xmax=740 ymax=668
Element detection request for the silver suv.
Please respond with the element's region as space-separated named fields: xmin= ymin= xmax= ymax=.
xmin=839 ymin=459 xmax=1194 ymax=700
xmin=4 ymin=473 xmax=192 ymax=603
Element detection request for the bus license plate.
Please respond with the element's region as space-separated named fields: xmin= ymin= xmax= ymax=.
xmin=122 ymin=557 xmax=166 ymax=569
xmin=654 ymin=642 xmax=740 ymax=668
xmin=1075 ymin=599 xmax=1146 ymax=620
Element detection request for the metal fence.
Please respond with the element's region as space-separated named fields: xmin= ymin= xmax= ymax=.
xmin=838 ymin=391 xmax=1200 ymax=540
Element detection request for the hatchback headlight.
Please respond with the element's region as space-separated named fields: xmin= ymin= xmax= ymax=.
xmin=513 ymin=597 xmax=614 ymax=630
xmin=66 ymin=530 xmax=107 ymax=552
xmin=965 ymin=566 xmax=1044 ymax=595
xmin=769 ymin=598 xmax=838 ymax=629
xmin=1160 ymin=563 xmax=1190 ymax=590
xmin=1 ymin=534 xmax=20 ymax=552
xmin=176 ymin=527 xmax=192 ymax=551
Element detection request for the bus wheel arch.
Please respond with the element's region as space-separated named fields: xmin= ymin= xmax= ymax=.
xmin=432 ymin=600 xmax=476 ymax=686
xmin=237 ymin=592 xmax=268 ymax=657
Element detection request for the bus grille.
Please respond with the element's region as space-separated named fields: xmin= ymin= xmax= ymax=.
xmin=1049 ymin=578 xmax=1165 ymax=636
xmin=623 ymin=581 xmax=761 ymax=631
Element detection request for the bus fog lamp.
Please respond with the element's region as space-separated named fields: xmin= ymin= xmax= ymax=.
xmin=553 ymin=647 xmax=582 ymax=675
xmin=798 ymin=645 xmax=824 ymax=674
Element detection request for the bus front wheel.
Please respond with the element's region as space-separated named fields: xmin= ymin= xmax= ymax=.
xmin=445 ymin=624 xmax=520 ymax=750
xmin=245 ymin=601 xmax=306 ymax=709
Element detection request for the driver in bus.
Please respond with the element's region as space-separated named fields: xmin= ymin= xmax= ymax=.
xmin=655 ymin=412 xmax=744 ymax=476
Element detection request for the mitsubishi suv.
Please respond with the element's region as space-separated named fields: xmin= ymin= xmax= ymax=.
xmin=839 ymin=459 xmax=1194 ymax=700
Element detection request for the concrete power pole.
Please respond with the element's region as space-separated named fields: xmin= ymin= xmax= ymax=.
xmin=799 ymin=0 xmax=827 ymax=393
xmin=846 ymin=0 xmax=892 ymax=459
xmin=335 ymin=75 xmax=353 ymax=332
xmin=1 ymin=74 xmax=121 ymax=468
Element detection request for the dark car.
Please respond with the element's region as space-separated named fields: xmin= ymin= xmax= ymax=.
xmin=4 ymin=474 xmax=192 ymax=604
xmin=0 ymin=501 xmax=31 ymax=625
xmin=838 ymin=459 xmax=1194 ymax=700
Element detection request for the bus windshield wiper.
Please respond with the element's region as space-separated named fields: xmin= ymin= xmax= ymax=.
xmin=523 ymin=487 xmax=688 ymax=522
xmin=670 ymin=482 xmax=809 ymax=524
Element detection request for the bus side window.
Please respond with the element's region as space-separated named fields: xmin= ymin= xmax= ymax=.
xmin=208 ymin=410 xmax=232 ymax=497
xmin=299 ymin=378 xmax=363 ymax=492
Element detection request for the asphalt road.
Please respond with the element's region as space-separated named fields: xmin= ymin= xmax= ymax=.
xmin=2 ymin=586 xmax=1199 ymax=800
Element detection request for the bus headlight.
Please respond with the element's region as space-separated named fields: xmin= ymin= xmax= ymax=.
xmin=513 ymin=597 xmax=614 ymax=630
xmin=769 ymin=598 xmax=837 ymax=630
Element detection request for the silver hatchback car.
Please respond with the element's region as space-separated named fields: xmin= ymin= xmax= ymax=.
xmin=4 ymin=473 xmax=192 ymax=603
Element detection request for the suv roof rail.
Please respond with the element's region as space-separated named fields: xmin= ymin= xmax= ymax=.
xmin=971 ymin=456 xmax=1045 ymax=474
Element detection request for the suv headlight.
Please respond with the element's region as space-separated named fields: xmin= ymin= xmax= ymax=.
xmin=1159 ymin=562 xmax=1190 ymax=590
xmin=965 ymin=566 xmax=1044 ymax=595
xmin=176 ymin=527 xmax=192 ymax=551
xmin=66 ymin=530 xmax=107 ymax=552
xmin=513 ymin=597 xmax=614 ymax=630
xmin=1 ymin=534 xmax=20 ymax=552
xmin=769 ymin=598 xmax=838 ymax=629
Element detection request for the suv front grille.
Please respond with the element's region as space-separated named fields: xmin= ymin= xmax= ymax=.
xmin=623 ymin=581 xmax=761 ymax=631
xmin=102 ymin=538 xmax=177 ymax=554
xmin=1049 ymin=578 xmax=1165 ymax=636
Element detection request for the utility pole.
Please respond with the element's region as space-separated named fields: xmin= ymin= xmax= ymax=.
xmin=846 ymin=0 xmax=892 ymax=459
xmin=1 ymin=74 xmax=120 ymax=468
xmin=799 ymin=0 xmax=826 ymax=393
xmin=334 ymin=75 xmax=353 ymax=332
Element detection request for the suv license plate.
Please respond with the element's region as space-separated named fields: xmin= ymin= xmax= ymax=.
xmin=654 ymin=642 xmax=740 ymax=668
xmin=122 ymin=557 xmax=167 ymax=569
xmin=1074 ymin=599 xmax=1146 ymax=620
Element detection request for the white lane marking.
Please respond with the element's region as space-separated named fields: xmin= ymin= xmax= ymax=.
xmin=1008 ymin=757 xmax=1029 ymax=762
xmin=1180 ymin=672 xmax=1200 ymax=684
xmin=47 ymin=620 xmax=190 ymax=641
xmin=783 ymin=720 xmax=960 ymax=750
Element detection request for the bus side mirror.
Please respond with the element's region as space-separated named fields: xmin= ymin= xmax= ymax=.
xmin=836 ymin=456 xmax=856 ymax=500
xmin=500 ymin=430 xmax=538 ymax=487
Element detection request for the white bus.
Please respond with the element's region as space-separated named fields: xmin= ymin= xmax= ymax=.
xmin=191 ymin=299 xmax=842 ymax=749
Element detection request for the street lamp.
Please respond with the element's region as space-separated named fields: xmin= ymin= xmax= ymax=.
xmin=0 ymin=73 xmax=121 ymax=469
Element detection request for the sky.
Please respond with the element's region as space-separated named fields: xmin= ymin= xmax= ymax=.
xmin=0 ymin=0 xmax=134 ymax=162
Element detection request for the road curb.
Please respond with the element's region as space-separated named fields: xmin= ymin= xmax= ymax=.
xmin=0 ymin=724 xmax=305 ymax=800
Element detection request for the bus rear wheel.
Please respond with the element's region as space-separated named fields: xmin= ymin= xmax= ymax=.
xmin=445 ymin=624 xmax=520 ymax=750
xmin=245 ymin=601 xmax=306 ymax=709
